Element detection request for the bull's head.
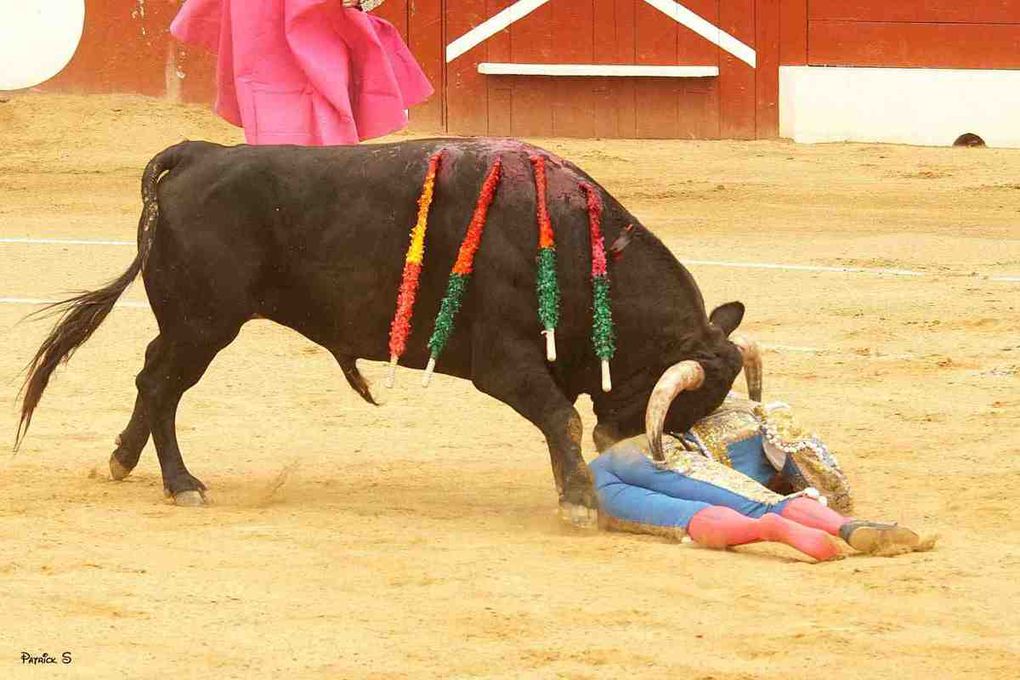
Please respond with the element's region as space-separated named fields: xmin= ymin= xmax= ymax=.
xmin=643 ymin=301 xmax=763 ymax=460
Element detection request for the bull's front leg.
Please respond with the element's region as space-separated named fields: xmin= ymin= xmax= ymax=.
xmin=592 ymin=421 xmax=624 ymax=453
xmin=541 ymin=406 xmax=598 ymax=528
xmin=470 ymin=331 xmax=598 ymax=527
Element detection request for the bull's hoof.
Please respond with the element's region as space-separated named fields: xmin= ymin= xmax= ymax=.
xmin=109 ymin=455 xmax=133 ymax=481
xmin=173 ymin=490 xmax=206 ymax=507
xmin=558 ymin=502 xmax=598 ymax=529
xmin=163 ymin=472 xmax=208 ymax=507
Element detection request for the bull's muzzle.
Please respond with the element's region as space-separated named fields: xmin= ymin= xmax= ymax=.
xmin=644 ymin=334 xmax=764 ymax=461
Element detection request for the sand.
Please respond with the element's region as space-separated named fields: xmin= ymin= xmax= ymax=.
xmin=0 ymin=94 xmax=1018 ymax=679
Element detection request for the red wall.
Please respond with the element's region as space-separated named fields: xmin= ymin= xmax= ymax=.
xmin=41 ymin=1 xmax=1020 ymax=139
xmin=44 ymin=1 xmax=416 ymax=110
xmin=43 ymin=0 xmax=779 ymax=138
xmin=46 ymin=0 xmax=191 ymax=98
xmin=779 ymin=0 xmax=1020 ymax=68
xmin=443 ymin=0 xmax=780 ymax=139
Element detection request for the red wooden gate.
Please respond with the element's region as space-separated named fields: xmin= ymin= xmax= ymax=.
xmin=381 ymin=0 xmax=779 ymax=139
xmin=42 ymin=0 xmax=783 ymax=140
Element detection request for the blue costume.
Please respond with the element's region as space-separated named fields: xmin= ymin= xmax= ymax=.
xmin=591 ymin=395 xmax=851 ymax=535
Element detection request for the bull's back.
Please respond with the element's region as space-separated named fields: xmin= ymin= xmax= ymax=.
xmin=151 ymin=141 xmax=531 ymax=366
xmin=150 ymin=139 xmax=635 ymax=376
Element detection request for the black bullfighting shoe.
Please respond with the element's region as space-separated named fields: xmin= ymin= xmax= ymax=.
xmin=838 ymin=520 xmax=933 ymax=556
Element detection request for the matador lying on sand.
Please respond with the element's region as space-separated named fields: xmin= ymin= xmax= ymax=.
xmin=591 ymin=340 xmax=935 ymax=561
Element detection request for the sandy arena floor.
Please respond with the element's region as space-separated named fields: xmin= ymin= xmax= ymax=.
xmin=0 ymin=95 xmax=1018 ymax=679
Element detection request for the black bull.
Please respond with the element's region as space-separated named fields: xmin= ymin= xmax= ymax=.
xmin=18 ymin=139 xmax=749 ymax=522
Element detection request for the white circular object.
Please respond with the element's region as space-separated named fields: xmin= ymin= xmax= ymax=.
xmin=0 ymin=1 xmax=85 ymax=90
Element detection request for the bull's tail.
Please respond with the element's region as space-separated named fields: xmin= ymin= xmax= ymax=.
xmin=15 ymin=144 xmax=188 ymax=449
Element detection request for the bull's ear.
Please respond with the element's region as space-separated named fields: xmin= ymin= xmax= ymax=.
xmin=709 ymin=301 xmax=745 ymax=337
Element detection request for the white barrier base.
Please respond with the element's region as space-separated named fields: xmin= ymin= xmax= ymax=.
xmin=779 ymin=65 xmax=1020 ymax=149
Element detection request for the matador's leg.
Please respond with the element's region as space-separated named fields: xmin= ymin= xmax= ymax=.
xmin=779 ymin=497 xmax=929 ymax=555
xmin=591 ymin=451 xmax=839 ymax=561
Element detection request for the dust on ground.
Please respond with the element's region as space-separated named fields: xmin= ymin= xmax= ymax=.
xmin=1 ymin=94 xmax=1018 ymax=679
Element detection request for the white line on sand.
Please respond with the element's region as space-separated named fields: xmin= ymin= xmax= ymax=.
xmin=0 ymin=298 xmax=930 ymax=361
xmin=0 ymin=297 xmax=149 ymax=309
xmin=684 ymin=259 xmax=926 ymax=277
xmin=762 ymin=344 xmax=823 ymax=354
xmin=0 ymin=237 xmax=134 ymax=246
xmin=2 ymin=236 xmax=1017 ymax=282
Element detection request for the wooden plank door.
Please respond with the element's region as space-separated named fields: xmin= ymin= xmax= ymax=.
xmin=436 ymin=0 xmax=780 ymax=138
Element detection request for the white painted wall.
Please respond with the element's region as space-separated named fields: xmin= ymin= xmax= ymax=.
xmin=780 ymin=65 xmax=1020 ymax=148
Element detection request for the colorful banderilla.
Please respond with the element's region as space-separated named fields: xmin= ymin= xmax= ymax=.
xmin=581 ymin=182 xmax=616 ymax=392
xmin=529 ymin=155 xmax=561 ymax=362
xmin=422 ymin=158 xmax=503 ymax=386
xmin=386 ymin=150 xmax=443 ymax=387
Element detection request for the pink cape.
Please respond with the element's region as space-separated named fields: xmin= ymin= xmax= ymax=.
xmin=170 ymin=0 xmax=433 ymax=145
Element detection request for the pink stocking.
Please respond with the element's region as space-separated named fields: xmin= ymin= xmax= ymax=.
xmin=780 ymin=497 xmax=850 ymax=536
xmin=688 ymin=506 xmax=840 ymax=561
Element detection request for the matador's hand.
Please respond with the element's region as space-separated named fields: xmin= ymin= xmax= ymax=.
xmin=342 ymin=0 xmax=361 ymax=8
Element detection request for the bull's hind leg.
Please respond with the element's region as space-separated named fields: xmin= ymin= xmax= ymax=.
xmin=472 ymin=334 xmax=597 ymax=528
xmin=136 ymin=328 xmax=240 ymax=506
xmin=109 ymin=337 xmax=167 ymax=480
xmin=109 ymin=394 xmax=150 ymax=480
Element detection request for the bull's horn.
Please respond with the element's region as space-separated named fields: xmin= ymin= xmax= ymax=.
xmin=645 ymin=361 xmax=705 ymax=461
xmin=731 ymin=334 xmax=762 ymax=402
